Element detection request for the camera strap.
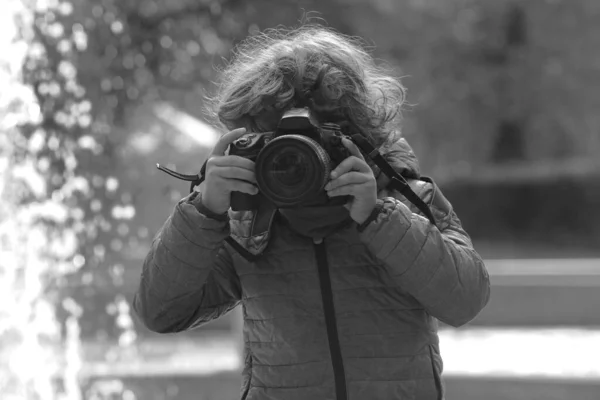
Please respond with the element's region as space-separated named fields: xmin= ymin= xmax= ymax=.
xmin=156 ymin=161 xmax=264 ymax=261
xmin=350 ymin=134 xmax=437 ymax=227
xmin=156 ymin=136 xmax=438 ymax=228
xmin=156 ymin=162 xmax=206 ymax=193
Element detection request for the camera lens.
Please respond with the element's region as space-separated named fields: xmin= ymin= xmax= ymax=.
xmin=255 ymin=135 xmax=331 ymax=207
xmin=270 ymin=151 xmax=308 ymax=187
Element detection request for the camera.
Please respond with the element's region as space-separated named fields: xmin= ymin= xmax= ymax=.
xmin=228 ymin=108 xmax=352 ymax=211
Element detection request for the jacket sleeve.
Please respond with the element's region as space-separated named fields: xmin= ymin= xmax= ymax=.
xmin=132 ymin=191 xmax=241 ymax=333
xmin=358 ymin=182 xmax=491 ymax=327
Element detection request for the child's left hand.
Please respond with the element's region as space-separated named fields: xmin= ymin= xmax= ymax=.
xmin=325 ymin=137 xmax=378 ymax=225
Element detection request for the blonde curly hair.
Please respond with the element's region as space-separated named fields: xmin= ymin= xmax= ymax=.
xmin=205 ymin=24 xmax=407 ymax=149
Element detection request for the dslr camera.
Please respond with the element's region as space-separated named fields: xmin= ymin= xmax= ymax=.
xmin=228 ymin=108 xmax=352 ymax=211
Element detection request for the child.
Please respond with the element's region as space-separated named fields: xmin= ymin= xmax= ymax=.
xmin=134 ymin=25 xmax=490 ymax=400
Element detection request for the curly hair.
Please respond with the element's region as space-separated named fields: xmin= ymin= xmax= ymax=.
xmin=204 ymin=24 xmax=407 ymax=149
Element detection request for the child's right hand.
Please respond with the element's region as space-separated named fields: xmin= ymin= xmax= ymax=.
xmin=201 ymin=128 xmax=258 ymax=215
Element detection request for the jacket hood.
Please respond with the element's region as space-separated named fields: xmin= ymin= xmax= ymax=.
xmin=374 ymin=137 xmax=421 ymax=191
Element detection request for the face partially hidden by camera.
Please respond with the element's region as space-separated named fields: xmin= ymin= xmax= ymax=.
xmin=228 ymin=107 xmax=359 ymax=237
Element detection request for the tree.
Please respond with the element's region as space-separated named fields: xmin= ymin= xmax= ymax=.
xmin=2 ymin=0 xmax=299 ymax=397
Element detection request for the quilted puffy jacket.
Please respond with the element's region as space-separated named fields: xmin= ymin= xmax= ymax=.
xmin=133 ymin=138 xmax=491 ymax=400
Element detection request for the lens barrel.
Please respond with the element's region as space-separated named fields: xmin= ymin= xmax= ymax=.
xmin=255 ymin=135 xmax=331 ymax=207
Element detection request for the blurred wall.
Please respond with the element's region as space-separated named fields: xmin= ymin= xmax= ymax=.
xmin=111 ymin=0 xmax=600 ymax=175
xmin=320 ymin=0 xmax=600 ymax=176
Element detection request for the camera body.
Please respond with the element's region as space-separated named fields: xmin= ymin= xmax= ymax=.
xmin=229 ymin=108 xmax=352 ymax=211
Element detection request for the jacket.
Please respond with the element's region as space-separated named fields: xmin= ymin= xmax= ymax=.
xmin=133 ymin=138 xmax=491 ymax=400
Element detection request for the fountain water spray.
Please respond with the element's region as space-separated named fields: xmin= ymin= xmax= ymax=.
xmin=0 ymin=0 xmax=83 ymax=398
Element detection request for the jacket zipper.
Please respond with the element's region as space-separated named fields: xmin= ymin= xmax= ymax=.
xmin=314 ymin=238 xmax=347 ymax=400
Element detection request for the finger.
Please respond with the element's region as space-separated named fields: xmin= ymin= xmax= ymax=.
xmin=341 ymin=137 xmax=366 ymax=160
xmin=210 ymin=155 xmax=256 ymax=171
xmin=326 ymin=183 xmax=362 ymax=198
xmin=212 ymin=166 xmax=256 ymax=183
xmin=331 ymin=156 xmax=370 ymax=179
xmin=211 ymin=128 xmax=247 ymax=156
xmin=325 ymin=171 xmax=368 ymax=191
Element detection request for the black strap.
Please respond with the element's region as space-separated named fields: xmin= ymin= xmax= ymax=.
xmin=224 ymin=237 xmax=260 ymax=262
xmin=350 ymin=134 xmax=437 ymax=227
xmin=157 ymin=140 xmax=436 ymax=226
xmin=388 ymin=176 xmax=437 ymax=226
xmin=157 ymin=162 xmax=262 ymax=262
xmin=156 ymin=161 xmax=206 ymax=193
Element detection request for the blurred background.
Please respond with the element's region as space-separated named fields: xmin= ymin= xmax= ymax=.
xmin=1 ymin=0 xmax=599 ymax=399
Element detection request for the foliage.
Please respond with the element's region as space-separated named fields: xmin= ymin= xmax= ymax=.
xmin=2 ymin=0 xmax=262 ymax=397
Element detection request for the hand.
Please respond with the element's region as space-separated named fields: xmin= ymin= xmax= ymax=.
xmin=201 ymin=128 xmax=258 ymax=215
xmin=324 ymin=137 xmax=377 ymax=224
